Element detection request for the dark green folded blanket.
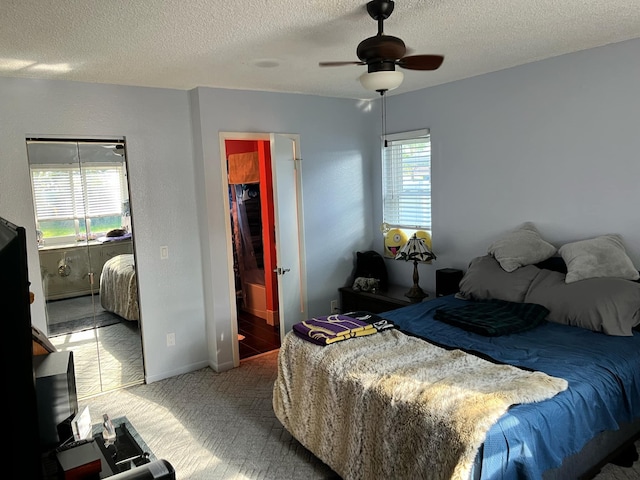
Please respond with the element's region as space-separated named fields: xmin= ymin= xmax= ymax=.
xmin=434 ymin=299 xmax=549 ymax=336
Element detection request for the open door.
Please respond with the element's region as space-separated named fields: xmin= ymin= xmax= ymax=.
xmin=220 ymin=132 xmax=306 ymax=366
xmin=271 ymin=134 xmax=306 ymax=334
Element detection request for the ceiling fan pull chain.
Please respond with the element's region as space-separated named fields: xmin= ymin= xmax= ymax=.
xmin=381 ymin=91 xmax=388 ymax=148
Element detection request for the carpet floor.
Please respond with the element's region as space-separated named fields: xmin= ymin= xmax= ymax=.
xmin=48 ymin=310 xmax=124 ymax=336
xmin=46 ymin=294 xmax=144 ymax=397
xmin=51 ymin=321 xmax=144 ymax=398
xmin=46 ymin=294 xmax=105 ymax=323
xmin=80 ymin=351 xmax=640 ymax=480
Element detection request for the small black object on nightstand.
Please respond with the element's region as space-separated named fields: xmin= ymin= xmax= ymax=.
xmin=436 ymin=268 xmax=464 ymax=297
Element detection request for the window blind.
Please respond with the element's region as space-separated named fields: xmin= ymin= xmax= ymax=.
xmin=382 ymin=129 xmax=431 ymax=230
xmin=31 ymin=165 xmax=124 ymax=221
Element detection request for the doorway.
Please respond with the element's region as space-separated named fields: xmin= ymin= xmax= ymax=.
xmin=226 ymin=139 xmax=280 ymax=359
xmin=220 ymin=133 xmax=307 ymax=364
xmin=26 ymin=138 xmax=145 ymax=399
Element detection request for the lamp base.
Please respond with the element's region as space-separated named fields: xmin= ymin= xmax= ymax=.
xmin=404 ymin=285 xmax=428 ymax=303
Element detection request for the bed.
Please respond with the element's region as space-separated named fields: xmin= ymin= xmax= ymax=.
xmin=100 ymin=253 xmax=139 ymax=322
xmin=273 ymin=225 xmax=640 ymax=480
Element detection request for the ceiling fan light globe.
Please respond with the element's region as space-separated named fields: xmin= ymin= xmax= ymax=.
xmin=359 ymin=70 xmax=404 ymax=92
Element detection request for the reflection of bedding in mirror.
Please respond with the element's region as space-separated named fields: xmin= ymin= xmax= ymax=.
xmin=97 ymin=231 xmax=132 ymax=243
xmin=100 ymin=254 xmax=139 ymax=321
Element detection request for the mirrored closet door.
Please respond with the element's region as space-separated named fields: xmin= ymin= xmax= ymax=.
xmin=26 ymin=139 xmax=144 ymax=399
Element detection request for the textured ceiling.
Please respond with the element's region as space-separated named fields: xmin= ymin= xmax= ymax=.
xmin=2 ymin=0 xmax=639 ymax=99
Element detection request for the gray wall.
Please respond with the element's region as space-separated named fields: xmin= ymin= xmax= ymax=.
xmin=190 ymin=87 xmax=375 ymax=370
xmin=0 ymin=77 xmax=208 ymax=382
xmin=0 ymin=77 xmax=376 ymax=381
xmin=380 ymin=38 xmax=640 ymax=293
xmin=4 ymin=36 xmax=639 ymax=382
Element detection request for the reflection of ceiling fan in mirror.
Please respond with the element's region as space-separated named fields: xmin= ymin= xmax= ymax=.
xmin=101 ymin=144 xmax=124 ymax=156
xmin=319 ymin=0 xmax=444 ymax=94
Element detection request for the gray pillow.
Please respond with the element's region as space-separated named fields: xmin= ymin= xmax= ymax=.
xmin=524 ymin=269 xmax=640 ymax=336
xmin=487 ymin=222 xmax=557 ymax=273
xmin=559 ymin=234 xmax=640 ymax=284
xmin=458 ymin=255 xmax=541 ymax=303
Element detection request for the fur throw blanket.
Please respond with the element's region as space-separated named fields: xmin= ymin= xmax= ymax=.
xmin=273 ymin=329 xmax=568 ymax=480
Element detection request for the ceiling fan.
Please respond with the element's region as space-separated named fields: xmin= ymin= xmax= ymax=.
xmin=101 ymin=144 xmax=124 ymax=156
xmin=320 ymin=0 xmax=444 ymax=94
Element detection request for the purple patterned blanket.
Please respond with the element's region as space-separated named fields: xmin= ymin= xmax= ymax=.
xmin=292 ymin=314 xmax=377 ymax=345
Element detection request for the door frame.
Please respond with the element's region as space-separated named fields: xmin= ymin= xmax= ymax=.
xmin=218 ymin=132 xmax=307 ymax=367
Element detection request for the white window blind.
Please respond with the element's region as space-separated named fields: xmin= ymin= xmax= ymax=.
xmin=382 ymin=129 xmax=432 ymax=230
xmin=83 ymin=167 xmax=123 ymax=217
xmin=31 ymin=165 xmax=124 ymax=221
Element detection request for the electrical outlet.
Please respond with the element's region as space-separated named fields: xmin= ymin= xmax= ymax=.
xmin=166 ymin=332 xmax=175 ymax=346
xmin=330 ymin=300 xmax=339 ymax=313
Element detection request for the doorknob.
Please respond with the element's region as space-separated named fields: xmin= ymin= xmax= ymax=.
xmin=273 ymin=267 xmax=291 ymax=275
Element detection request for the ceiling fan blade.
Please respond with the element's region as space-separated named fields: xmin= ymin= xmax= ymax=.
xmin=397 ymin=54 xmax=444 ymax=70
xmin=319 ymin=61 xmax=365 ymax=67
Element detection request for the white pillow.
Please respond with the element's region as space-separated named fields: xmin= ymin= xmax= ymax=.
xmin=559 ymin=234 xmax=640 ymax=284
xmin=487 ymin=222 xmax=557 ymax=273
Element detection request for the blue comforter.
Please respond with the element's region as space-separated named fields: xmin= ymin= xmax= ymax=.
xmin=381 ymin=295 xmax=640 ymax=479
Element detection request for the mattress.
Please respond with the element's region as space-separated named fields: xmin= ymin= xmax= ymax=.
xmin=382 ymin=296 xmax=640 ymax=479
xmin=274 ymin=294 xmax=640 ymax=479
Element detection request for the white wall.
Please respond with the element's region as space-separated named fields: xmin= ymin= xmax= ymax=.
xmin=0 ymin=77 xmax=208 ymax=382
xmin=379 ymin=38 xmax=640 ymax=293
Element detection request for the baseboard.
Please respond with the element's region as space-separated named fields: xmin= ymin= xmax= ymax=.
xmin=244 ymin=305 xmax=267 ymax=320
xmin=144 ymin=360 xmax=210 ymax=384
xmin=266 ymin=309 xmax=279 ymax=326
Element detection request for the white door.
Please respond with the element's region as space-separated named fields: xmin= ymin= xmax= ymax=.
xmin=271 ymin=134 xmax=306 ymax=333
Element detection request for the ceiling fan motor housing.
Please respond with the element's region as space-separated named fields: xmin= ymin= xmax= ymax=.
xmin=357 ymin=35 xmax=406 ymax=63
xmin=318 ymin=0 xmax=444 ymax=78
xmin=366 ymin=60 xmax=398 ymax=73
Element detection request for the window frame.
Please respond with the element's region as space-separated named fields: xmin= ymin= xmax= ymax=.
xmin=381 ymin=128 xmax=432 ymax=238
xmin=30 ymin=162 xmax=127 ymax=244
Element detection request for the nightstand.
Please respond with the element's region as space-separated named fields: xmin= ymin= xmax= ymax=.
xmin=339 ymin=284 xmax=432 ymax=314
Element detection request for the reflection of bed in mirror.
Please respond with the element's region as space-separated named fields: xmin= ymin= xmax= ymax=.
xmin=100 ymin=254 xmax=139 ymax=321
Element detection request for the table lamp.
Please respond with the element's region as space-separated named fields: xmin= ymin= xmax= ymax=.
xmin=395 ymin=233 xmax=436 ymax=302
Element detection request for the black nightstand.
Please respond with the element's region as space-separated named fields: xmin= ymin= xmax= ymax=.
xmin=339 ymin=284 xmax=431 ymax=314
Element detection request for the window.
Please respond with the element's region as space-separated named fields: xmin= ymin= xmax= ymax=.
xmin=382 ymin=129 xmax=432 ymax=235
xmin=31 ymin=163 xmax=127 ymax=243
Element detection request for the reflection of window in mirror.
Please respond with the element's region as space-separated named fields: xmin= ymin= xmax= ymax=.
xmin=28 ymin=141 xmax=130 ymax=247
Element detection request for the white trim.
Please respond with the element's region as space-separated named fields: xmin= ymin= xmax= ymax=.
xmin=383 ymin=128 xmax=430 ymax=142
xmin=382 ymin=129 xmax=432 ymax=231
xmin=270 ymin=133 xmax=308 ymax=333
xmin=218 ymin=132 xmax=307 ymax=368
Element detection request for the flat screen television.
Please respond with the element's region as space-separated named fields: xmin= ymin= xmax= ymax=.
xmin=0 ymin=216 xmax=42 ymax=479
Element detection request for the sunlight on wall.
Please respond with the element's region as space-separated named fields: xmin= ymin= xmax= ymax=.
xmin=0 ymin=57 xmax=71 ymax=73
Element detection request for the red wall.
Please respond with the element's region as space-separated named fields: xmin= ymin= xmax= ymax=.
xmin=225 ymin=139 xmax=279 ymax=319
xmin=224 ymin=140 xmax=258 ymax=155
